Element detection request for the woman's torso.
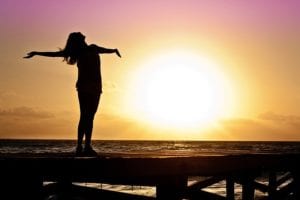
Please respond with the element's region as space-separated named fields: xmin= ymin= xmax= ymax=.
xmin=76 ymin=45 xmax=102 ymax=94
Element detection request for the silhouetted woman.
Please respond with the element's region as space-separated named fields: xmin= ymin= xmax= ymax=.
xmin=24 ymin=32 xmax=121 ymax=156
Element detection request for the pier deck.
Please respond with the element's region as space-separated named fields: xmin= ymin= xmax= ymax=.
xmin=1 ymin=153 xmax=300 ymax=200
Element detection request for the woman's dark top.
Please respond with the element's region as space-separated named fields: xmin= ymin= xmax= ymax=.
xmin=76 ymin=44 xmax=102 ymax=94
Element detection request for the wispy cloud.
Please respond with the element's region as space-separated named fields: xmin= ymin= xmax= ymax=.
xmin=0 ymin=105 xmax=299 ymax=140
xmin=0 ymin=90 xmax=21 ymax=105
xmin=0 ymin=106 xmax=54 ymax=119
xmin=0 ymin=107 xmax=73 ymax=139
xmin=218 ymin=112 xmax=300 ymax=140
xmin=259 ymin=111 xmax=300 ymax=127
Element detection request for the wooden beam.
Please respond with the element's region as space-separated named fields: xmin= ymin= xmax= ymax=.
xmin=268 ymin=171 xmax=277 ymax=199
xmin=43 ymin=182 xmax=156 ymax=200
xmin=156 ymin=176 xmax=187 ymax=200
xmin=241 ymin=175 xmax=256 ymax=200
xmin=188 ymin=176 xmax=224 ymax=190
xmin=276 ymin=172 xmax=292 ymax=187
xmin=226 ymin=177 xmax=235 ymax=200
xmin=253 ymin=181 xmax=268 ymax=193
xmin=185 ymin=190 xmax=226 ymax=200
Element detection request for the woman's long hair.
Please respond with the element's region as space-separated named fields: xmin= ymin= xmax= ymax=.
xmin=63 ymin=32 xmax=86 ymax=65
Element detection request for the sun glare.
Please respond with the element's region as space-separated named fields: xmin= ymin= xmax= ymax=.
xmin=128 ymin=50 xmax=232 ymax=130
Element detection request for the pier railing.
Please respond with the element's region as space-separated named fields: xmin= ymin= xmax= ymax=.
xmin=1 ymin=153 xmax=300 ymax=200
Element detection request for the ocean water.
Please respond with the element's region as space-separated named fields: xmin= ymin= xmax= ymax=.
xmin=1 ymin=140 xmax=300 ymax=199
xmin=1 ymin=139 xmax=300 ymax=155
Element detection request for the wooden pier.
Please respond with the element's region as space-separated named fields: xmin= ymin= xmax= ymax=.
xmin=1 ymin=153 xmax=300 ymax=200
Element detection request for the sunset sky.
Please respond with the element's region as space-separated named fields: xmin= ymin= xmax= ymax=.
xmin=0 ymin=0 xmax=299 ymax=140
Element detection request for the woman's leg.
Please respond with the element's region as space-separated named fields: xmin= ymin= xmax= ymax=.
xmin=84 ymin=93 xmax=100 ymax=149
xmin=77 ymin=113 xmax=86 ymax=149
xmin=77 ymin=92 xmax=89 ymax=153
xmin=77 ymin=91 xmax=101 ymax=151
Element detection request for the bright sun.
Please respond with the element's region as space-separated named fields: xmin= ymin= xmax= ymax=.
xmin=128 ymin=50 xmax=232 ymax=130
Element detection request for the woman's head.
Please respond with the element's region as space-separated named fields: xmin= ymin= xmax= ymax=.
xmin=63 ymin=32 xmax=86 ymax=65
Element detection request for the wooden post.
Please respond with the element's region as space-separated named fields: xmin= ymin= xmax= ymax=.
xmin=241 ymin=175 xmax=255 ymax=200
xmin=226 ymin=177 xmax=235 ymax=200
xmin=268 ymin=171 xmax=277 ymax=199
xmin=291 ymin=170 xmax=300 ymax=200
xmin=1 ymin=174 xmax=43 ymax=200
xmin=156 ymin=176 xmax=187 ymax=200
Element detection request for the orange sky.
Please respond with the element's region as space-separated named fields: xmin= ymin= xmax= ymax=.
xmin=0 ymin=0 xmax=299 ymax=140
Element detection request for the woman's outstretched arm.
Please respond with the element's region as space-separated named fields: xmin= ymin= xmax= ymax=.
xmin=92 ymin=45 xmax=121 ymax=58
xmin=24 ymin=51 xmax=64 ymax=59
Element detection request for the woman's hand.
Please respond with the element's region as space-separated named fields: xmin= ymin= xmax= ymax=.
xmin=23 ymin=51 xmax=37 ymax=59
xmin=115 ymin=49 xmax=121 ymax=58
